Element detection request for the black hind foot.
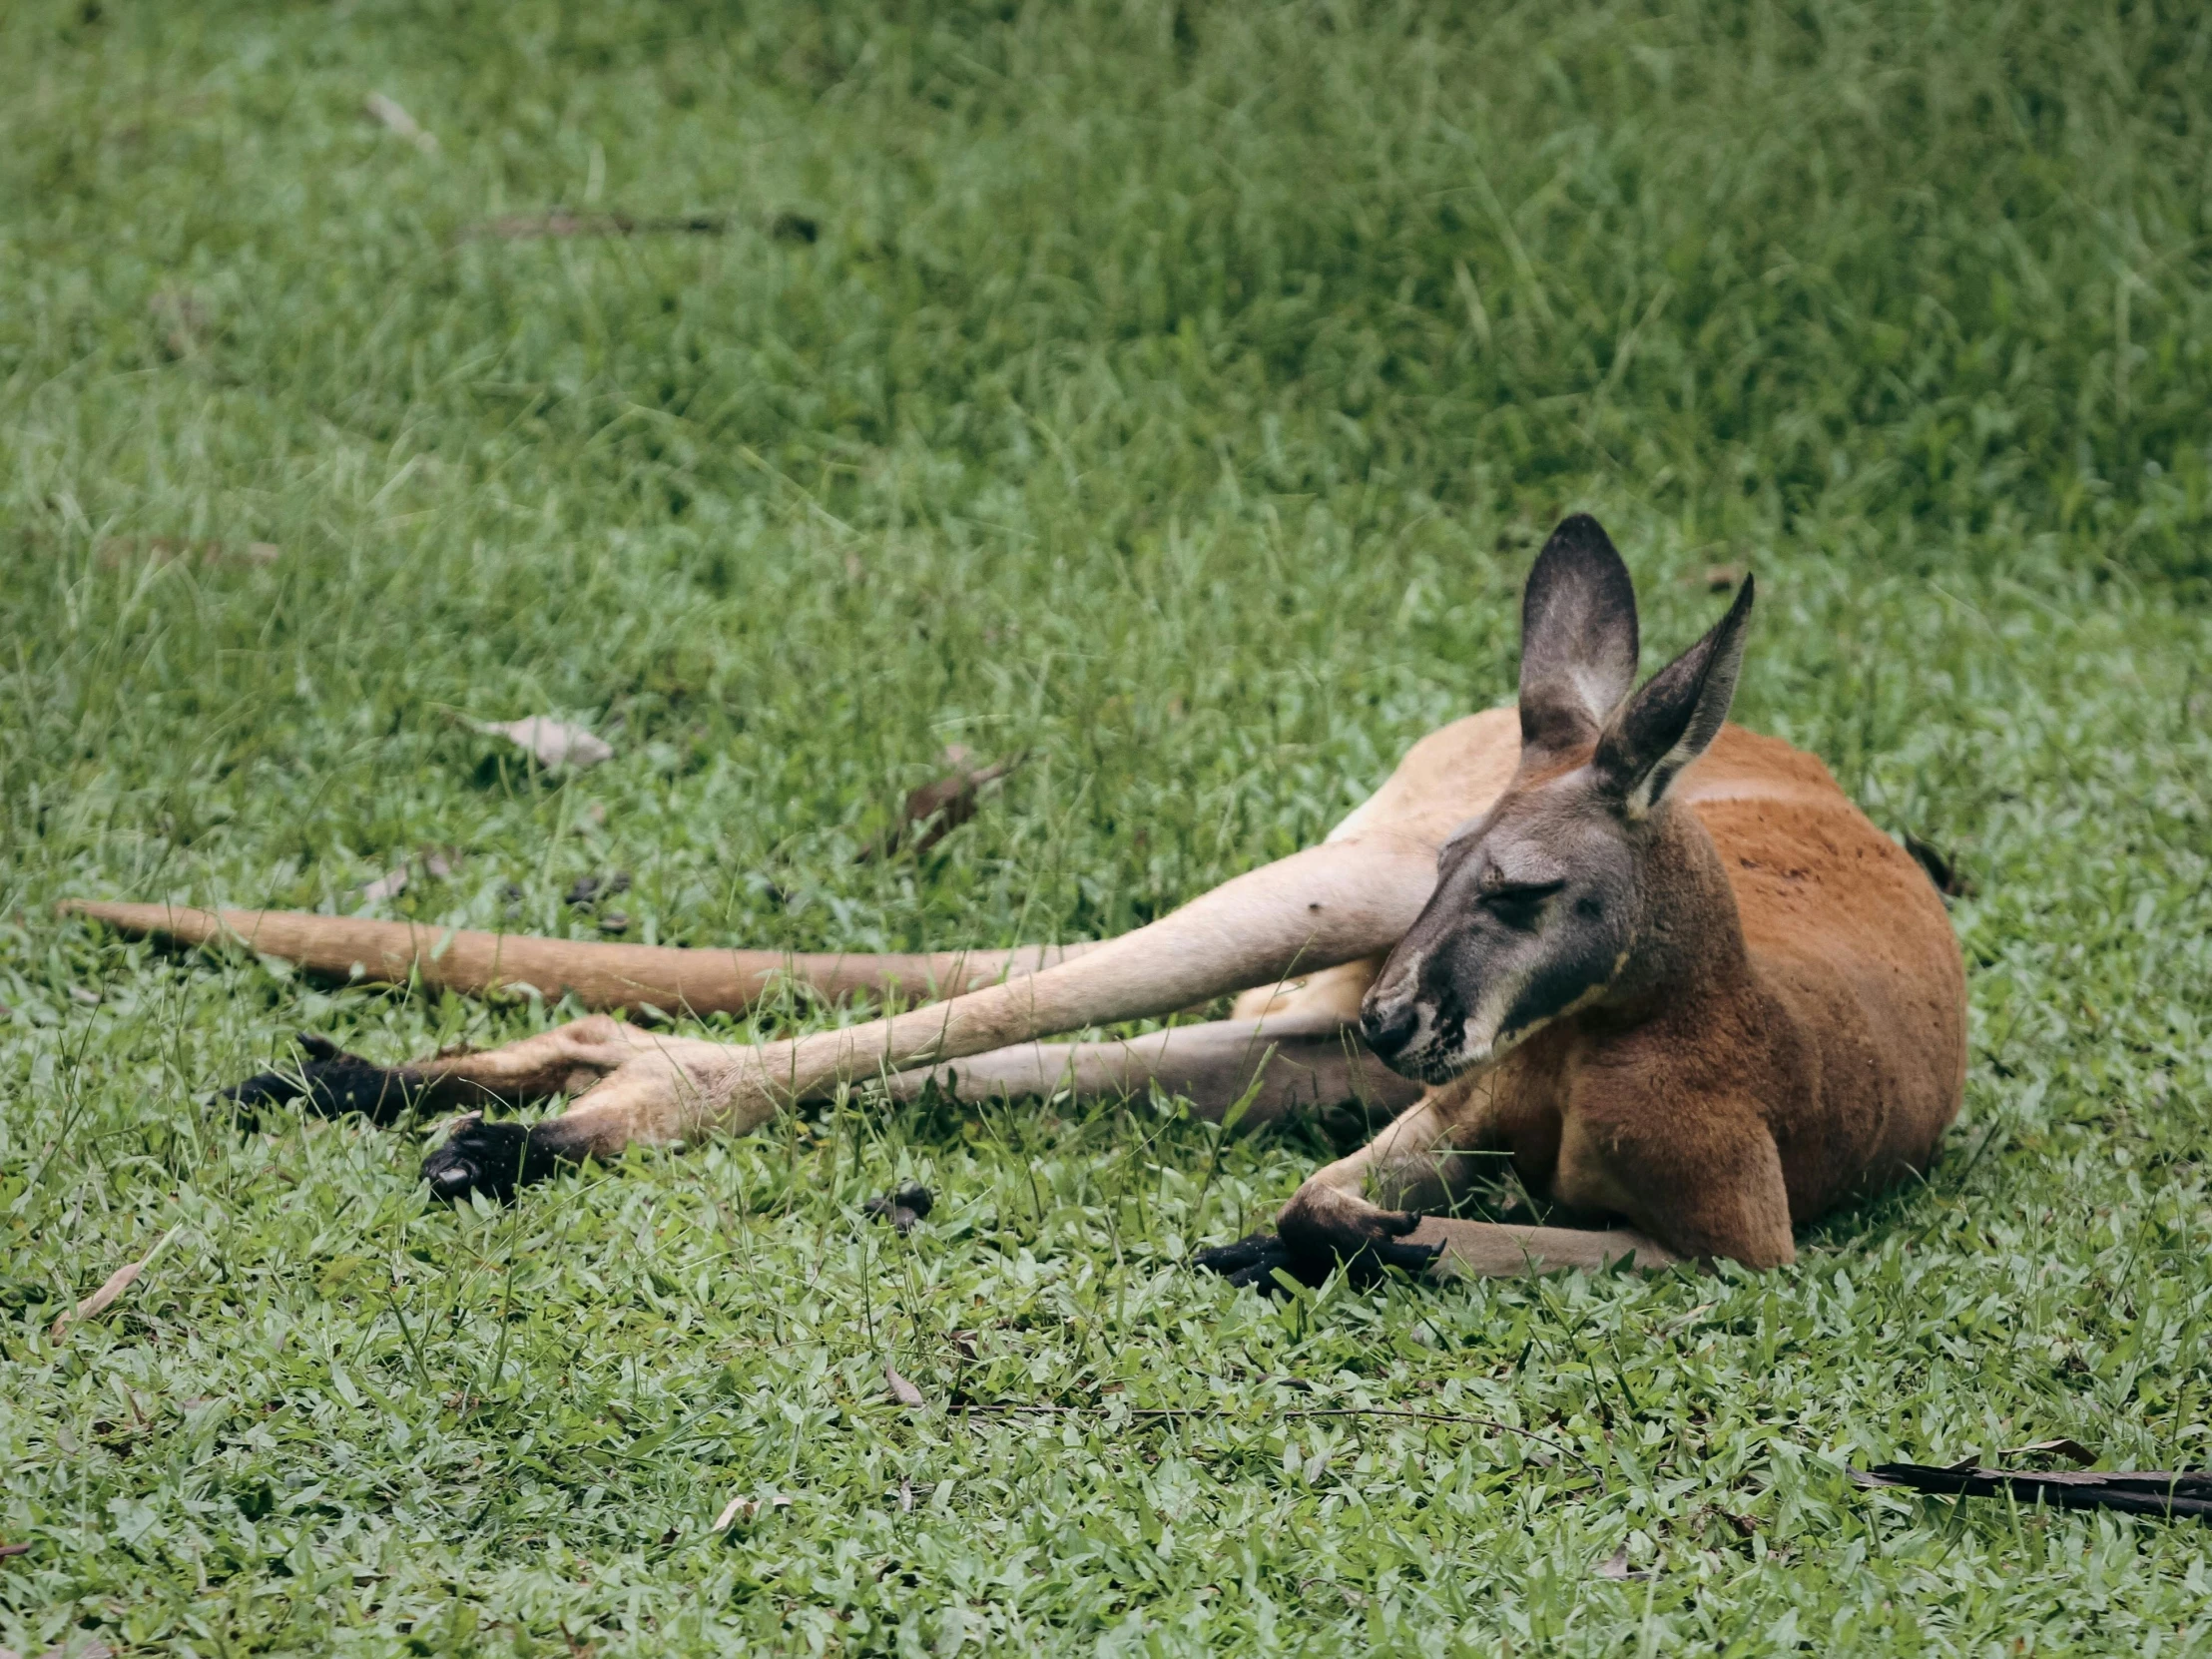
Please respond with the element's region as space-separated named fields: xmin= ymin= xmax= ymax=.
xmin=1192 ymin=1231 xmax=1310 ymax=1292
xmin=420 ymin=1113 xmax=581 ymax=1204
xmin=224 ymin=1033 xmax=423 ymax=1125
xmin=1195 ymin=1204 xmax=1441 ymax=1293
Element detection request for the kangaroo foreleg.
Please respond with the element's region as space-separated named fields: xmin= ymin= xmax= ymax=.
xmin=1194 ymin=1086 xmax=1678 ymax=1289
xmin=424 ymin=831 xmax=1443 ymax=1198
xmin=877 ymin=1014 xmax=1424 ymax=1127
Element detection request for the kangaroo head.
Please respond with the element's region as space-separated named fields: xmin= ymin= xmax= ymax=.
xmin=1361 ymin=514 xmax=1756 ymax=1084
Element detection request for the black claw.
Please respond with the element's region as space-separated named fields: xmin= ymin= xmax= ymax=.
xmin=420 ymin=1114 xmax=574 ymax=1204
xmin=222 ymin=1034 xmax=421 ymax=1125
xmin=1196 ymin=1209 xmax=1444 ymax=1295
xmin=1193 ymin=1232 xmax=1318 ymax=1294
xmin=863 ymin=1182 xmax=934 ymax=1236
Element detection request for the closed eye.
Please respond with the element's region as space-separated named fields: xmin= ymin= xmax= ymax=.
xmin=1480 ymin=880 xmax=1564 ymax=924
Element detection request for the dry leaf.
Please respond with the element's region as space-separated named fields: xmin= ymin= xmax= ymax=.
xmin=359 ymin=866 xmax=409 ymax=902
xmin=52 ymin=1226 xmax=181 ymax=1340
xmin=1594 ymin=1546 xmax=1655 ymax=1581
xmin=69 ymin=985 xmax=101 ymax=1007
xmin=0 ymin=1541 xmax=27 ymax=1559
xmin=565 ymin=871 xmax=631 ymax=907
xmin=470 ymin=716 xmax=614 ymax=772
xmin=597 ymin=911 xmax=631 ymax=933
xmin=1690 ymin=563 xmax=1746 ymax=592
xmin=363 ymin=92 xmax=437 ymax=153
xmin=885 ymin=1367 xmax=927 ymax=1408
xmin=419 ymin=844 xmax=462 ymax=879
xmin=713 ymin=1491 xmax=791 ymax=1529
xmin=898 ymin=1478 xmax=914 ymax=1513
xmin=2000 ymin=1437 xmax=2096 ymax=1465
xmin=148 ymin=287 xmax=208 ymax=356
xmin=857 ymin=752 xmax=1028 ymax=861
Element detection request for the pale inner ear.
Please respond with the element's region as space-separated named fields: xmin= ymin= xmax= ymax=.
xmin=1621 ymin=733 xmax=1702 ymax=821
xmin=1595 ymin=576 xmax=1754 ymax=815
xmin=1570 ymin=663 xmax=1628 ymax=727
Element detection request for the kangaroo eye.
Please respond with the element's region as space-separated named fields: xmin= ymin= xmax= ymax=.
xmin=1481 ymin=880 xmax=1563 ymax=924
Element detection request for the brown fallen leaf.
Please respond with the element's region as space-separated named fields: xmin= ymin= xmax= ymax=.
xmin=1852 ymin=1462 xmax=2212 ymax=1519
xmin=0 ymin=1540 xmax=27 ymax=1558
xmin=51 ymin=1226 xmax=181 ymax=1340
xmin=565 ymin=871 xmax=632 ymax=907
xmin=1594 ymin=1545 xmax=1655 ymax=1581
xmin=419 ymin=843 xmax=463 ymax=880
xmin=359 ymin=866 xmax=409 ymax=903
xmin=857 ymin=751 xmax=1028 ymax=861
xmin=469 ymin=716 xmax=614 ymax=772
xmin=148 ymin=287 xmax=208 ymax=356
xmin=1695 ymin=563 xmax=1746 ymax=592
xmin=885 ymin=1367 xmax=927 ymax=1408
xmin=2001 ymin=1437 xmax=2097 ymax=1466
xmin=713 ymin=1491 xmax=791 ymax=1530
xmin=363 ymin=91 xmax=437 ymax=154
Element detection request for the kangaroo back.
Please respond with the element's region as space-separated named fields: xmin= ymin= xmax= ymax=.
xmin=1685 ymin=727 xmax=1966 ymax=1210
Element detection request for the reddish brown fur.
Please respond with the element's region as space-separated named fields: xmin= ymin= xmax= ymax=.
xmin=1298 ymin=723 xmax=1965 ymax=1274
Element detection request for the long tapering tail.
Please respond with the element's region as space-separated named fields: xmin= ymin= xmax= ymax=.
xmin=58 ymin=901 xmax=1086 ymax=1015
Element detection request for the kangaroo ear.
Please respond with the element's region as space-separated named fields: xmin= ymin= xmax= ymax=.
xmin=1594 ymin=574 xmax=1755 ymax=817
xmin=1517 ymin=515 xmax=1641 ymax=767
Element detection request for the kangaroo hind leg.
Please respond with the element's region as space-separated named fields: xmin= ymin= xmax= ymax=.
xmin=225 ymin=1015 xmax=672 ymax=1126
xmin=422 ymin=830 xmax=1447 ymax=1202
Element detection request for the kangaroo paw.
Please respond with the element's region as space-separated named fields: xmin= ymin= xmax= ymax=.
xmin=1278 ymin=1201 xmax=1442 ymax=1288
xmin=420 ymin=1113 xmax=577 ymax=1204
xmin=223 ymin=1033 xmax=422 ymax=1125
xmin=1192 ymin=1231 xmax=1313 ymax=1293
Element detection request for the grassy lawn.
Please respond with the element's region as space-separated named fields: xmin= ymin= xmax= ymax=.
xmin=5 ymin=0 xmax=2212 ymax=1650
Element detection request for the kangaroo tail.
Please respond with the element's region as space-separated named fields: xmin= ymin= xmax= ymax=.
xmin=59 ymin=900 xmax=1083 ymax=1016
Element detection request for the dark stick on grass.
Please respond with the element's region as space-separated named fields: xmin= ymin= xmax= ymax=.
xmin=460 ymin=211 xmax=818 ymax=243
xmin=1853 ymin=1463 xmax=2212 ymax=1520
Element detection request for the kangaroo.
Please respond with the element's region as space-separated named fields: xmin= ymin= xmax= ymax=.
xmin=68 ymin=517 xmax=1965 ymax=1283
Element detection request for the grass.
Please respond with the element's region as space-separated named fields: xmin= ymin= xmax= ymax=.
xmin=3 ymin=0 xmax=2212 ymax=1650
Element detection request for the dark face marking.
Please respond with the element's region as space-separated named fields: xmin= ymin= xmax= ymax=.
xmin=1361 ymin=780 xmax=1638 ymax=1082
xmin=1360 ymin=514 xmax=1755 ymax=1086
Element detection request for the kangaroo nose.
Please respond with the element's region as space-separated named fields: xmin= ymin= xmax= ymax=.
xmin=1361 ymin=996 xmax=1419 ymax=1060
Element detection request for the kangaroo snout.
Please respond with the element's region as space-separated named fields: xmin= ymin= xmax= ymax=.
xmin=1359 ymin=986 xmax=1421 ymax=1062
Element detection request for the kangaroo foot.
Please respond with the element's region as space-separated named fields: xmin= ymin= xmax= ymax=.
xmin=1192 ymin=1231 xmax=1309 ymax=1291
xmin=1195 ymin=1199 xmax=1441 ymax=1292
xmin=223 ymin=1033 xmax=423 ymax=1125
xmin=420 ymin=1113 xmax=583 ymax=1203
